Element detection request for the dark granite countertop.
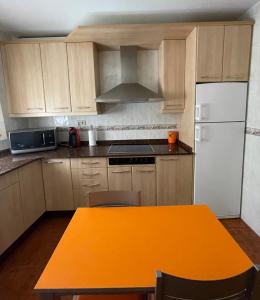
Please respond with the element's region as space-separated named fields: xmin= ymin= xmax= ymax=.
xmin=0 ymin=140 xmax=193 ymax=176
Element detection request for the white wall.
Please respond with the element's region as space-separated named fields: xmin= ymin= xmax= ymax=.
xmin=0 ymin=32 xmax=28 ymax=150
xmin=240 ymin=3 xmax=260 ymax=235
xmin=28 ymin=50 xmax=180 ymax=142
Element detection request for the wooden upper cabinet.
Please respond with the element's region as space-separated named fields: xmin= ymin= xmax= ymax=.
xmin=196 ymin=26 xmax=224 ymax=82
xmin=67 ymin=42 xmax=99 ymax=113
xmin=159 ymin=40 xmax=186 ymax=112
xmin=2 ymin=43 xmax=45 ymax=114
xmin=40 ymin=43 xmax=71 ymax=113
xmin=223 ymin=25 xmax=252 ymax=81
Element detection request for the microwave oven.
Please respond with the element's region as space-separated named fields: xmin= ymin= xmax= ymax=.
xmin=9 ymin=128 xmax=57 ymax=154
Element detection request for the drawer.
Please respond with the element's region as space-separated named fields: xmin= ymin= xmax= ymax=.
xmin=71 ymin=158 xmax=107 ymax=169
xmin=79 ymin=167 xmax=107 ymax=179
xmin=80 ymin=177 xmax=108 ymax=193
xmin=0 ymin=170 xmax=19 ymax=191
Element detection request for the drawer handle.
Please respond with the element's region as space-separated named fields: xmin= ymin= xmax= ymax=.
xmin=159 ymin=158 xmax=179 ymax=161
xmin=27 ymin=107 xmax=44 ymax=111
xmin=82 ymin=183 xmax=100 ymax=187
xmin=82 ymin=172 xmax=100 ymax=176
xmin=76 ymin=106 xmax=92 ymax=109
xmin=44 ymin=161 xmax=63 ymax=164
xmin=54 ymin=107 xmax=69 ymax=110
xmin=137 ymin=170 xmax=155 ymax=173
xmin=82 ymin=162 xmax=100 ymax=165
xmin=111 ymin=170 xmax=130 ymax=173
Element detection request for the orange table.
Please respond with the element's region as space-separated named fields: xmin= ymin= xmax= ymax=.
xmin=35 ymin=205 xmax=252 ymax=299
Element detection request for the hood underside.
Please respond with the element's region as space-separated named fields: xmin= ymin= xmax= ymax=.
xmin=96 ymin=46 xmax=163 ymax=103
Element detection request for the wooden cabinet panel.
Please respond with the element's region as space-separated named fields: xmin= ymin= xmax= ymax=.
xmin=159 ymin=40 xmax=186 ymax=112
xmin=156 ymin=155 xmax=193 ymax=206
xmin=0 ymin=170 xmax=18 ymax=190
xmin=108 ymin=166 xmax=132 ymax=191
xmin=18 ymin=161 xmax=45 ymax=230
xmin=132 ymin=166 xmax=156 ymax=206
xmin=196 ymin=26 xmax=224 ymax=82
xmin=71 ymin=157 xmax=107 ymax=169
xmin=0 ymin=182 xmax=24 ymax=255
xmin=2 ymin=43 xmax=45 ymax=114
xmin=42 ymin=159 xmax=74 ymax=211
xmin=40 ymin=43 xmax=71 ymax=113
xmin=223 ymin=25 xmax=252 ymax=81
xmin=67 ymin=42 xmax=98 ymax=113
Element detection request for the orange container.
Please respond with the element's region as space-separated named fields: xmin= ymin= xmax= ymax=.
xmin=168 ymin=131 xmax=177 ymax=144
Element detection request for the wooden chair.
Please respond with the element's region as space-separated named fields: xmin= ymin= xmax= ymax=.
xmin=89 ymin=191 xmax=141 ymax=207
xmin=155 ymin=265 xmax=260 ymax=300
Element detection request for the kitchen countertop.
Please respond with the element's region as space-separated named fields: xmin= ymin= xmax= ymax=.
xmin=0 ymin=140 xmax=192 ymax=176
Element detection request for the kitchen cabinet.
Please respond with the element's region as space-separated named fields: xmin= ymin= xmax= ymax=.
xmin=67 ymin=42 xmax=99 ymax=114
xmin=108 ymin=166 xmax=132 ymax=191
xmin=222 ymin=25 xmax=251 ymax=81
xmin=0 ymin=171 xmax=24 ymax=255
xmin=196 ymin=26 xmax=224 ymax=82
xmin=132 ymin=166 xmax=156 ymax=206
xmin=71 ymin=158 xmax=108 ymax=207
xmin=40 ymin=42 xmax=71 ymax=113
xmin=159 ymin=40 xmax=186 ymax=112
xmin=2 ymin=43 xmax=45 ymax=114
xmin=156 ymin=155 xmax=193 ymax=206
xmin=42 ymin=159 xmax=74 ymax=211
xmin=196 ymin=25 xmax=252 ymax=82
xmin=18 ymin=161 xmax=45 ymax=230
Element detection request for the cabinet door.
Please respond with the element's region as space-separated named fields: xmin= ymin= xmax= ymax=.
xmin=159 ymin=40 xmax=185 ymax=112
xmin=157 ymin=156 xmax=193 ymax=206
xmin=196 ymin=26 xmax=224 ymax=82
xmin=223 ymin=25 xmax=252 ymax=81
xmin=67 ymin=42 xmax=98 ymax=113
xmin=40 ymin=43 xmax=71 ymax=113
xmin=132 ymin=166 xmax=156 ymax=206
xmin=18 ymin=161 xmax=45 ymax=229
xmin=108 ymin=167 xmax=132 ymax=191
xmin=2 ymin=43 xmax=45 ymax=114
xmin=0 ymin=183 xmax=24 ymax=255
xmin=42 ymin=159 xmax=74 ymax=211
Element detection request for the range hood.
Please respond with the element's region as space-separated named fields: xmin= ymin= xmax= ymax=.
xmin=96 ymin=46 xmax=163 ymax=103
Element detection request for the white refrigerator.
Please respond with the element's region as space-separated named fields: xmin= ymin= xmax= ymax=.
xmin=194 ymin=82 xmax=247 ymax=218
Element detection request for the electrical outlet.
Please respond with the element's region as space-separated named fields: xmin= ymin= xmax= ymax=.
xmin=77 ymin=120 xmax=87 ymax=127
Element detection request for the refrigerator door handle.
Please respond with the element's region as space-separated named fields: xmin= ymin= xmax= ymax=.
xmin=195 ymin=104 xmax=202 ymax=121
xmin=195 ymin=125 xmax=202 ymax=142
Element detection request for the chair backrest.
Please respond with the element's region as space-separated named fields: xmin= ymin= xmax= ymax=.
xmin=88 ymin=191 xmax=141 ymax=207
xmin=155 ymin=265 xmax=260 ymax=300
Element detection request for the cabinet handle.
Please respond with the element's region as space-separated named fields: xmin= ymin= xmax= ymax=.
xmin=82 ymin=172 xmax=100 ymax=176
xmin=44 ymin=161 xmax=63 ymax=164
xmin=111 ymin=170 xmax=130 ymax=173
xmin=82 ymin=183 xmax=100 ymax=187
xmin=54 ymin=107 xmax=69 ymax=110
xmin=76 ymin=106 xmax=92 ymax=109
xmin=27 ymin=107 xmax=44 ymax=111
xmin=225 ymin=75 xmax=242 ymax=79
xmin=159 ymin=158 xmax=179 ymax=161
xmin=137 ymin=170 xmax=155 ymax=173
xmin=82 ymin=162 xmax=100 ymax=165
xmin=200 ymin=75 xmax=219 ymax=79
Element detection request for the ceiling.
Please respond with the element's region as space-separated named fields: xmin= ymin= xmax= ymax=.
xmin=0 ymin=0 xmax=258 ymax=37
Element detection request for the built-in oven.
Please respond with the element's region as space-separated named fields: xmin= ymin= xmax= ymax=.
xmin=9 ymin=128 xmax=57 ymax=154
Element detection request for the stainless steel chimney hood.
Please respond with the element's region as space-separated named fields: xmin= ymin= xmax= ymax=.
xmin=96 ymin=46 xmax=163 ymax=103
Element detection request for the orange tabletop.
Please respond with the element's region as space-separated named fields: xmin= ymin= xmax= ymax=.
xmin=35 ymin=205 xmax=252 ymax=296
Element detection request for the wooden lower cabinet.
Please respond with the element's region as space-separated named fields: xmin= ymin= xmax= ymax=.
xmin=108 ymin=166 xmax=132 ymax=191
xmin=42 ymin=159 xmax=74 ymax=211
xmin=0 ymin=181 xmax=24 ymax=255
xmin=132 ymin=166 xmax=156 ymax=206
xmin=18 ymin=161 xmax=45 ymax=230
xmin=156 ymin=155 xmax=193 ymax=205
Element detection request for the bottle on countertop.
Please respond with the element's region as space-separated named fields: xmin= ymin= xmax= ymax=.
xmin=88 ymin=125 xmax=97 ymax=147
xmin=69 ymin=127 xmax=80 ymax=148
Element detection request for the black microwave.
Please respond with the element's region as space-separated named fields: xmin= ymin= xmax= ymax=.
xmin=9 ymin=128 xmax=57 ymax=154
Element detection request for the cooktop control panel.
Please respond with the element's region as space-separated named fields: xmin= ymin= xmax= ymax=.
xmin=108 ymin=156 xmax=155 ymax=165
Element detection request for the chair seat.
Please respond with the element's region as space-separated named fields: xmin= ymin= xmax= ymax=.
xmin=75 ymin=294 xmax=144 ymax=300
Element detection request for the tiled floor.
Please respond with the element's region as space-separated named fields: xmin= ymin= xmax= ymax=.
xmin=0 ymin=215 xmax=259 ymax=300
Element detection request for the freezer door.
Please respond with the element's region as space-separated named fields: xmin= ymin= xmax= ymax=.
xmin=195 ymin=82 xmax=247 ymax=122
xmin=194 ymin=122 xmax=245 ymax=218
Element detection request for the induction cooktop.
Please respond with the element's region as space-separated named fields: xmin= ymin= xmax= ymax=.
xmin=108 ymin=144 xmax=155 ymax=154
